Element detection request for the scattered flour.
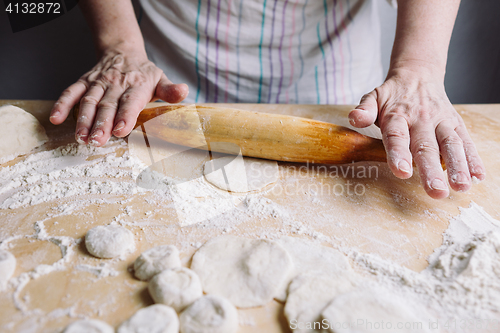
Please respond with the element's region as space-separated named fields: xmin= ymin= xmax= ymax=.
xmin=351 ymin=202 xmax=500 ymax=333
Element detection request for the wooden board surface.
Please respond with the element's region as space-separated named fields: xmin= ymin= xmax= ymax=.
xmin=1 ymin=100 xmax=500 ymax=332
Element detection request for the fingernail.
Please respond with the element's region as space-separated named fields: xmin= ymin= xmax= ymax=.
xmin=113 ymin=121 xmax=125 ymax=133
xmin=76 ymin=128 xmax=88 ymax=144
xmin=451 ymin=172 xmax=469 ymax=185
xmin=50 ymin=111 xmax=60 ymax=118
xmin=430 ymin=179 xmax=448 ymax=191
xmin=91 ymin=129 xmax=103 ymax=138
xmin=349 ymin=117 xmax=357 ymax=126
xmin=471 ymin=176 xmax=483 ymax=184
xmin=398 ymin=160 xmax=412 ymax=174
xmin=90 ymin=130 xmax=104 ymax=146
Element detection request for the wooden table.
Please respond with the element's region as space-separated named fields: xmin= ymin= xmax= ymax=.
xmin=1 ymin=100 xmax=499 ymax=332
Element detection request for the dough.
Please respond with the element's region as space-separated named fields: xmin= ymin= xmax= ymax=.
xmin=321 ymin=289 xmax=430 ymax=333
xmin=284 ymin=273 xmax=355 ymax=332
xmin=203 ymin=156 xmax=279 ymax=192
xmin=134 ymin=245 xmax=181 ymax=281
xmin=179 ymin=295 xmax=238 ymax=333
xmin=63 ymin=319 xmax=114 ymax=333
xmin=118 ymin=304 xmax=179 ymax=333
xmin=148 ymin=267 xmax=203 ymax=312
xmin=190 ymin=235 xmax=293 ymax=308
xmin=275 ymin=236 xmax=353 ymax=302
xmin=0 ymin=105 xmax=48 ymax=162
xmin=85 ymin=225 xmax=135 ymax=259
xmin=0 ymin=249 xmax=16 ymax=283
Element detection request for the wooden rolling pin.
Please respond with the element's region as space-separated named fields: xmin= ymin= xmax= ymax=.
xmin=132 ymin=104 xmax=388 ymax=165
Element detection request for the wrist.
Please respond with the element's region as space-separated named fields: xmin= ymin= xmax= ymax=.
xmin=96 ymin=38 xmax=147 ymax=59
xmin=388 ymin=58 xmax=446 ymax=83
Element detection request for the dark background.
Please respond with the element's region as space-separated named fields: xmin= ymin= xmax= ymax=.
xmin=0 ymin=0 xmax=499 ymax=104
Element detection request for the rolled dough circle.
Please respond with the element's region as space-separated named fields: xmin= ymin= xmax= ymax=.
xmin=321 ymin=289 xmax=430 ymax=333
xmin=0 ymin=105 xmax=48 ymax=163
xmin=63 ymin=319 xmax=114 ymax=333
xmin=85 ymin=225 xmax=135 ymax=259
xmin=117 ymin=304 xmax=179 ymax=333
xmin=284 ymin=273 xmax=354 ymax=332
xmin=275 ymin=236 xmax=353 ymax=302
xmin=179 ymin=295 xmax=238 ymax=333
xmin=134 ymin=245 xmax=181 ymax=281
xmin=148 ymin=267 xmax=203 ymax=312
xmin=0 ymin=249 xmax=16 ymax=282
xmin=190 ymin=235 xmax=293 ymax=308
xmin=203 ymin=156 xmax=279 ymax=192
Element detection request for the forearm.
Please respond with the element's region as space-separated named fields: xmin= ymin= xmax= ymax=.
xmin=390 ymin=0 xmax=461 ymax=80
xmin=79 ymin=0 xmax=146 ymax=57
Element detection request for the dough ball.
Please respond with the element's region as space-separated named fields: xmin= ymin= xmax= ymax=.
xmin=0 ymin=249 xmax=16 ymax=282
xmin=63 ymin=319 xmax=114 ymax=333
xmin=180 ymin=295 xmax=238 ymax=333
xmin=275 ymin=236 xmax=353 ymax=302
xmin=285 ymin=273 xmax=354 ymax=332
xmin=134 ymin=245 xmax=181 ymax=281
xmin=0 ymin=105 xmax=48 ymax=163
xmin=118 ymin=304 xmax=179 ymax=333
xmin=148 ymin=267 xmax=203 ymax=312
xmin=191 ymin=235 xmax=293 ymax=308
xmin=85 ymin=225 xmax=135 ymax=259
xmin=321 ymin=289 xmax=431 ymax=333
xmin=203 ymin=156 xmax=279 ymax=192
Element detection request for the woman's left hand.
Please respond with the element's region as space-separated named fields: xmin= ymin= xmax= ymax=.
xmin=348 ymin=67 xmax=486 ymax=199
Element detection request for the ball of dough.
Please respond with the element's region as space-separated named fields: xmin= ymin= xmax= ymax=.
xmin=203 ymin=156 xmax=279 ymax=192
xmin=285 ymin=273 xmax=354 ymax=332
xmin=63 ymin=319 xmax=114 ymax=333
xmin=118 ymin=304 xmax=179 ymax=333
xmin=85 ymin=225 xmax=135 ymax=259
xmin=0 ymin=249 xmax=16 ymax=282
xmin=275 ymin=236 xmax=353 ymax=302
xmin=321 ymin=289 xmax=431 ymax=333
xmin=0 ymin=105 xmax=48 ymax=162
xmin=180 ymin=295 xmax=238 ymax=333
xmin=134 ymin=245 xmax=181 ymax=281
xmin=148 ymin=267 xmax=203 ymax=312
xmin=190 ymin=235 xmax=293 ymax=308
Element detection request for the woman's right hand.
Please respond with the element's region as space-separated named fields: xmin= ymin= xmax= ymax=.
xmin=49 ymin=47 xmax=189 ymax=147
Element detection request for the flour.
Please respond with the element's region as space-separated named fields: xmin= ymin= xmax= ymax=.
xmin=75 ymin=263 xmax=120 ymax=279
xmin=351 ymin=202 xmax=500 ymax=332
xmin=0 ymin=138 xmax=286 ymax=228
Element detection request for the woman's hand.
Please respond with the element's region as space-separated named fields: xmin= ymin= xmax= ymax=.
xmin=49 ymin=48 xmax=189 ymax=146
xmin=349 ymin=67 xmax=486 ymax=199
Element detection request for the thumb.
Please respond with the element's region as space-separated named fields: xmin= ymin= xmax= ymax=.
xmin=348 ymin=91 xmax=379 ymax=128
xmin=153 ymin=73 xmax=189 ymax=103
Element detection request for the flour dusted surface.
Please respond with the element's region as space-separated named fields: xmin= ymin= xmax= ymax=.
xmin=0 ymin=121 xmax=499 ymax=332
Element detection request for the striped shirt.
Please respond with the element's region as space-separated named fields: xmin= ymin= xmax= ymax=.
xmin=139 ymin=0 xmax=390 ymax=105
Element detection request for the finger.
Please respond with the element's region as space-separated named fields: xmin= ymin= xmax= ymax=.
xmin=154 ymin=73 xmax=189 ymax=103
xmin=348 ymin=91 xmax=378 ymax=128
xmin=380 ymin=114 xmax=413 ymax=179
xmin=410 ymin=123 xmax=449 ymax=199
xmin=435 ymin=122 xmax=471 ymax=192
xmin=455 ymin=124 xmax=486 ymax=182
xmin=75 ymin=84 xmax=105 ymax=144
xmin=50 ymin=80 xmax=88 ymax=125
xmin=88 ymin=88 xmax=123 ymax=147
xmin=112 ymin=87 xmax=152 ymax=138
